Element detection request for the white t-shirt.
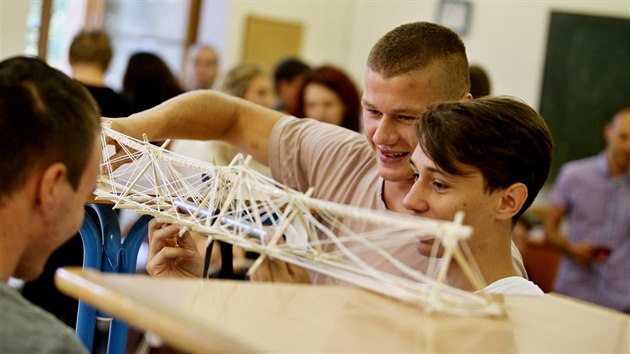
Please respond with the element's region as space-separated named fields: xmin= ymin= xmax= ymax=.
xmin=482 ymin=276 xmax=544 ymax=295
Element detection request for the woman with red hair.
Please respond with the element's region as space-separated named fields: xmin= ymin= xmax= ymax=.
xmin=290 ymin=65 xmax=361 ymax=132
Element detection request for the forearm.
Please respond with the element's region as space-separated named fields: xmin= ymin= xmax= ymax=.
xmin=110 ymin=90 xmax=283 ymax=164
xmin=114 ymin=91 xmax=238 ymax=141
xmin=545 ymin=229 xmax=572 ymax=255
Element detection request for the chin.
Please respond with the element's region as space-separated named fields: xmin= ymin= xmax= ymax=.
xmin=379 ymin=169 xmax=412 ymax=183
xmin=418 ymin=241 xmax=445 ymax=258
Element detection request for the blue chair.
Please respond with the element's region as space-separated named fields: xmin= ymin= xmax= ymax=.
xmin=77 ymin=203 xmax=152 ymax=354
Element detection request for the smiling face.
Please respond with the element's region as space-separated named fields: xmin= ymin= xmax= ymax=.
xmin=402 ymin=146 xmax=503 ymax=256
xmin=304 ymin=83 xmax=345 ymax=126
xmin=362 ymin=68 xmax=443 ymax=183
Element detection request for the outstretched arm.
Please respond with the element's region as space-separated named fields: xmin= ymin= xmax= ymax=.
xmin=544 ymin=204 xmax=594 ymax=266
xmin=107 ymin=90 xmax=284 ymax=164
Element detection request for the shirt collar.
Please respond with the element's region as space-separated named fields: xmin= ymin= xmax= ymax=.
xmin=598 ymin=151 xmax=630 ymax=182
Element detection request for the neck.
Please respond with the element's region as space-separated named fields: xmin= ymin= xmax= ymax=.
xmin=446 ymin=228 xmax=517 ymax=291
xmin=382 ymin=178 xmax=415 ymax=214
xmin=72 ymin=64 xmax=106 ymax=87
xmin=606 ymin=150 xmax=628 ymax=177
xmin=0 ymin=206 xmax=30 ymax=283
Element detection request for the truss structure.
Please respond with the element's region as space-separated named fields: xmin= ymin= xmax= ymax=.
xmin=97 ymin=126 xmax=504 ymax=316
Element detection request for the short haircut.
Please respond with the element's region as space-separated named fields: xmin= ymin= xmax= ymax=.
xmin=187 ymin=43 xmax=217 ymax=59
xmin=291 ymin=65 xmax=361 ymax=132
xmin=273 ymin=57 xmax=311 ymax=92
xmin=469 ymin=65 xmax=491 ymax=98
xmin=0 ymin=56 xmax=100 ymax=204
xmin=416 ymin=96 xmax=553 ymax=223
xmin=367 ymin=22 xmax=470 ymax=99
xmin=68 ymin=29 xmax=113 ymax=71
xmin=221 ymin=63 xmax=266 ymax=98
xmin=612 ymin=106 xmax=630 ymax=121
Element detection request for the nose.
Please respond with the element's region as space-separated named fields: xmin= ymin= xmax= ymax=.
xmin=373 ymin=115 xmax=397 ymax=146
xmin=402 ymin=179 xmax=429 ymax=214
xmin=312 ymin=105 xmax=325 ymax=120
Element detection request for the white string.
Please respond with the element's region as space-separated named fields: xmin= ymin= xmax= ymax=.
xmin=97 ymin=126 xmax=503 ymax=317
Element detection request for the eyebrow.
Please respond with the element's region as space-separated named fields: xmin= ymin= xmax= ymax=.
xmin=409 ymin=160 xmax=418 ymax=172
xmin=361 ymin=99 xmax=422 ymax=115
xmin=426 ymin=166 xmax=447 ymax=176
xmin=410 ymin=159 xmax=445 ymax=175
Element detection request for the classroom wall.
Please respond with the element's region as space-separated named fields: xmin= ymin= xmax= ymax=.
xmin=218 ymin=0 xmax=629 ymax=108
xmin=1 ymin=0 xmax=628 ymax=109
xmin=215 ymin=1 xmax=354 ymax=75
xmin=463 ymin=1 xmax=628 ymax=108
xmin=0 ymin=1 xmax=30 ymax=59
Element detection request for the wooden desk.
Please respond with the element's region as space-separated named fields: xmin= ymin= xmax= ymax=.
xmin=55 ymin=267 xmax=629 ymax=353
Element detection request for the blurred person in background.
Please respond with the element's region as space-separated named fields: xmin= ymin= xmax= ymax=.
xmin=273 ymin=57 xmax=311 ymax=114
xmin=122 ymin=51 xmax=184 ymax=114
xmin=545 ymin=107 xmax=630 ymax=313
xmin=221 ymin=62 xmax=275 ymax=109
xmin=68 ymin=29 xmax=131 ymax=117
xmin=469 ymin=64 xmax=491 ymax=98
xmin=181 ymin=43 xmax=219 ymax=91
xmin=290 ymin=65 xmax=361 ymax=132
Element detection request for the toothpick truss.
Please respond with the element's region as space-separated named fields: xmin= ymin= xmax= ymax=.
xmin=97 ymin=126 xmax=504 ymax=317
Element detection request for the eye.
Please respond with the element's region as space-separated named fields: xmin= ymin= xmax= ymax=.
xmin=364 ymin=108 xmax=381 ymax=117
xmin=432 ymin=180 xmax=449 ymax=192
xmin=398 ymin=115 xmax=418 ymax=125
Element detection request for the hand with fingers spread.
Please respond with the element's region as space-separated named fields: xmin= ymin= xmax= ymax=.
xmin=146 ymin=219 xmax=203 ymax=278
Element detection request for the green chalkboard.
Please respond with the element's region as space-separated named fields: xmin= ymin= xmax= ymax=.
xmin=539 ymin=11 xmax=630 ymax=180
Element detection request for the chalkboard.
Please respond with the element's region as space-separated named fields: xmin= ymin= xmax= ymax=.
xmin=539 ymin=11 xmax=630 ymax=180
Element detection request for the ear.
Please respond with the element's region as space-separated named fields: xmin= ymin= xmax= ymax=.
xmin=603 ymin=122 xmax=613 ymax=143
xmin=37 ymin=162 xmax=68 ymax=211
xmin=495 ymin=183 xmax=528 ymax=221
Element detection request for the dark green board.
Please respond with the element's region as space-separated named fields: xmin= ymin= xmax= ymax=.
xmin=539 ymin=11 xmax=630 ymax=180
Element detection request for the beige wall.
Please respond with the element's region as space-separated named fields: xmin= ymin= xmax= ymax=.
xmin=220 ymin=0 xmax=629 ymax=108
xmin=2 ymin=0 xmax=628 ymax=109
xmin=0 ymin=1 xmax=30 ymax=60
xmin=219 ymin=1 xmax=354 ymax=73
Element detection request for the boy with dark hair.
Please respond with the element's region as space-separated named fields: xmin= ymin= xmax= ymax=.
xmin=0 ymin=56 xmax=100 ymax=353
xmin=273 ymin=57 xmax=311 ymax=113
xmin=404 ymin=96 xmax=552 ymax=293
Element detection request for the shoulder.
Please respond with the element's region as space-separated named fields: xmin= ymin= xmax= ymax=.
xmin=559 ymin=154 xmax=601 ymax=177
xmin=86 ymin=86 xmax=133 ymax=117
xmin=482 ymin=276 xmax=544 ymax=296
xmin=271 ymin=116 xmax=371 ymax=164
xmin=0 ymin=283 xmax=87 ymax=354
xmin=274 ymin=116 xmax=364 ymax=140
